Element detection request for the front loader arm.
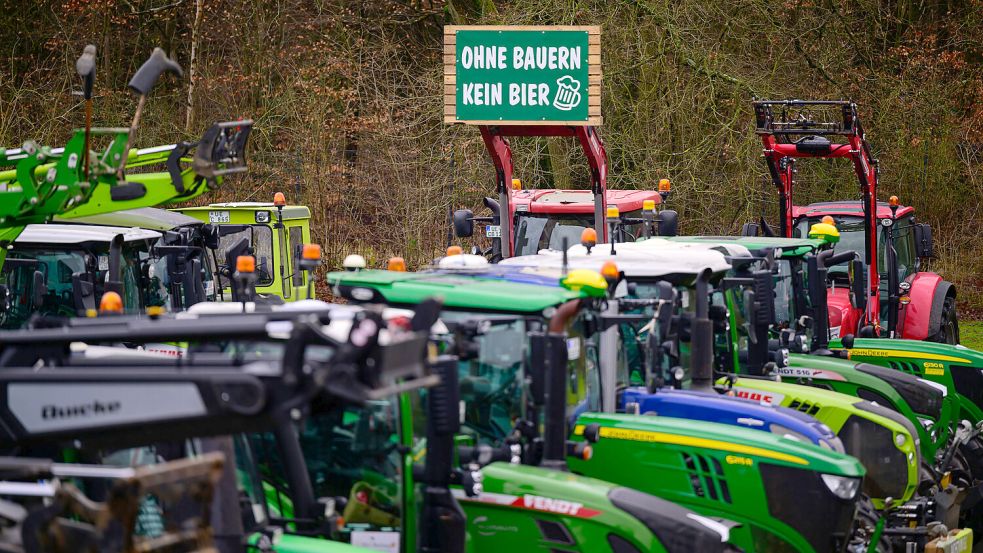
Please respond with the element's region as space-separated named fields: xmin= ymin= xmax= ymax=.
xmin=58 ymin=119 xmax=252 ymax=219
xmin=0 ymin=120 xmax=251 ymax=227
xmin=0 ymin=307 xmax=431 ymax=450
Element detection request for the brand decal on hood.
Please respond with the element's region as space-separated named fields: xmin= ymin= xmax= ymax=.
xmin=42 ymin=400 xmax=121 ymax=420
xmin=451 ymin=489 xmax=601 ymax=518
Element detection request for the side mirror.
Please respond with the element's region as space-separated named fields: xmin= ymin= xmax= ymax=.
xmin=914 ymin=223 xmax=934 ymax=258
xmin=31 ymin=270 xmax=46 ymax=310
xmin=740 ymin=222 xmax=759 ymax=237
xmin=752 ymin=270 xmax=776 ymax=327
xmin=453 ymin=209 xmax=474 ymax=238
xmin=841 ymin=334 xmax=855 ymax=349
xmin=430 ymin=355 xmax=461 ymax=435
xmin=105 ymin=234 xmax=124 ymax=296
xmin=849 ymin=259 xmax=867 ymax=312
xmin=202 ymin=224 xmax=220 ymax=250
xmin=657 ymin=210 xmax=679 ymax=237
xmin=71 ymin=272 xmax=96 ymax=312
xmin=527 ymin=332 xmax=546 ymax=406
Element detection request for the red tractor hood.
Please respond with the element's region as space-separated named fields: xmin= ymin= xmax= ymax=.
xmin=827 ymin=287 xmax=860 ymax=339
xmin=511 ymin=189 xmax=660 ymax=215
xmin=793 ymin=201 xmax=914 ymax=220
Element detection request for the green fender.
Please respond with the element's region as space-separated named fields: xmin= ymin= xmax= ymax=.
xmin=832 ymin=338 xmax=983 ymax=424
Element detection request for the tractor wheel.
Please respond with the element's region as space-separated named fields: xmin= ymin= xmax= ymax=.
xmin=848 ymin=495 xmax=890 ymax=553
xmin=959 ymin=434 xmax=983 ymax=481
xmin=929 ymin=294 xmax=959 ymax=345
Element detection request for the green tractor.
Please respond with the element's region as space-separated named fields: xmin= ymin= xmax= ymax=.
xmin=0 ymin=44 xmax=250 ymax=305
xmin=328 ymin=266 xmax=868 ymax=552
xmin=667 ymin=235 xmax=978 ymax=472
xmin=173 ymin=196 xmax=313 ymax=303
xmin=498 ymin=240 xmax=926 ymax=505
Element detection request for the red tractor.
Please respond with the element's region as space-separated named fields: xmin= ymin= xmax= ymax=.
xmin=746 ymin=99 xmax=957 ymax=343
xmin=452 ymin=125 xmax=676 ymax=260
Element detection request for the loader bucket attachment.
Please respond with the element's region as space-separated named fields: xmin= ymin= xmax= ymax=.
xmin=192 ymin=120 xmax=253 ymax=185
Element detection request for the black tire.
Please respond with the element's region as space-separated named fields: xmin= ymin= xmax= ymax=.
xmin=848 ymin=495 xmax=890 ymax=553
xmin=929 ymin=294 xmax=959 ymax=345
xmin=959 ymin=434 xmax=983 ymax=481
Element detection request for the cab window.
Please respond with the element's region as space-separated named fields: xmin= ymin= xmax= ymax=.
xmin=210 ymin=226 xmax=274 ymax=288
xmin=892 ymin=217 xmax=917 ymax=282
xmin=289 ymin=226 xmax=305 ymax=287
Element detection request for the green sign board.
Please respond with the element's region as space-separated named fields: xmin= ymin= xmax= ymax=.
xmin=444 ymin=26 xmax=601 ymax=125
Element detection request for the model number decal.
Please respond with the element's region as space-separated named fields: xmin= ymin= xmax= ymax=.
xmin=776 ymin=367 xmax=847 ymax=381
xmin=725 ymin=455 xmax=753 ymax=466
xmin=924 ymin=362 xmax=945 ymax=376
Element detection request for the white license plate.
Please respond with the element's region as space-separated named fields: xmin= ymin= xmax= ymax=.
xmin=485 ymin=225 xmax=502 ymax=238
xmin=208 ymin=210 xmax=230 ymax=223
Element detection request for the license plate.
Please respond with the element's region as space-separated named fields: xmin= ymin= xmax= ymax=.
xmin=485 ymin=225 xmax=501 ymax=238
xmin=208 ymin=210 xmax=230 ymax=223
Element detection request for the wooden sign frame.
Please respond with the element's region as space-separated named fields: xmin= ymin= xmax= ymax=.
xmin=443 ymin=25 xmax=602 ymax=126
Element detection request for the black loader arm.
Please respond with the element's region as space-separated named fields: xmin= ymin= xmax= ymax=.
xmin=0 ymin=307 xmax=433 ymax=450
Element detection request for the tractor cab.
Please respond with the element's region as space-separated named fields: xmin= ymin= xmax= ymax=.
xmin=509 ymin=188 xmax=663 ymax=256
xmin=173 ymin=195 xmax=312 ymax=302
xmin=451 ymin=125 xmax=676 ymax=261
xmin=1 ymin=224 xmax=160 ymax=328
xmin=55 ymin=207 xmax=217 ymax=310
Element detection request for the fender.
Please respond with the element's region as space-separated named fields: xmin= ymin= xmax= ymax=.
xmin=826 ymin=287 xmax=859 ymax=339
xmin=898 ymin=272 xmax=946 ymax=341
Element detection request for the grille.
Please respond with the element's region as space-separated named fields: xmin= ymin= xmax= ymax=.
xmin=536 ymin=519 xmax=575 ymax=545
xmin=787 ymin=398 xmax=822 ymax=416
xmin=888 ymin=360 xmax=921 ymax=376
xmin=760 ymin=463 xmax=855 ymax=553
xmin=682 ymin=452 xmax=732 ymax=503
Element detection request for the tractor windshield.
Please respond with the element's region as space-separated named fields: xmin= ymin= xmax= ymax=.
xmin=245 ymin=399 xmax=405 ymax=541
xmin=514 ymin=213 xmax=594 ymax=256
xmin=795 ymin=217 xmax=883 ymax=279
xmin=514 ymin=212 xmax=645 ymax=256
xmin=2 ymin=246 xmax=143 ymax=329
xmin=436 ymin=309 xmax=593 ymax=445
xmin=437 ymin=312 xmax=529 ymax=443
xmin=207 ymin=225 xmax=275 ymax=289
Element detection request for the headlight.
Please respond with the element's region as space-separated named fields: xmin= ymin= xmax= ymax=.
xmin=255 ymin=211 xmax=271 ymax=223
xmin=820 ymin=473 xmax=861 ymax=500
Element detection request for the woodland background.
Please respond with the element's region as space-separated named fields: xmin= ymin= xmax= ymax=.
xmin=1 ymin=0 xmax=981 ymax=309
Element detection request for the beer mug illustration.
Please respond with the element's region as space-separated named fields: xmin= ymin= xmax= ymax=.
xmin=553 ymin=75 xmax=582 ymax=111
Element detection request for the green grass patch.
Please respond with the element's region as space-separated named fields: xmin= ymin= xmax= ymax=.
xmin=960 ymin=321 xmax=983 ymax=350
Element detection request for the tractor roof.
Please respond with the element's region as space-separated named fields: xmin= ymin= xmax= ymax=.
xmin=326 ymin=269 xmax=582 ymax=313
xmin=793 ymin=201 xmax=915 ymax=220
xmin=16 ymin=224 xmax=161 ymax=245
xmin=500 ymin=238 xmax=732 ymax=284
xmin=174 ymin=203 xmax=311 ymax=220
xmin=511 ymin=189 xmax=660 ymax=214
xmin=56 ymin=207 xmax=202 ymax=231
xmin=668 ymin=236 xmax=823 ymax=258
